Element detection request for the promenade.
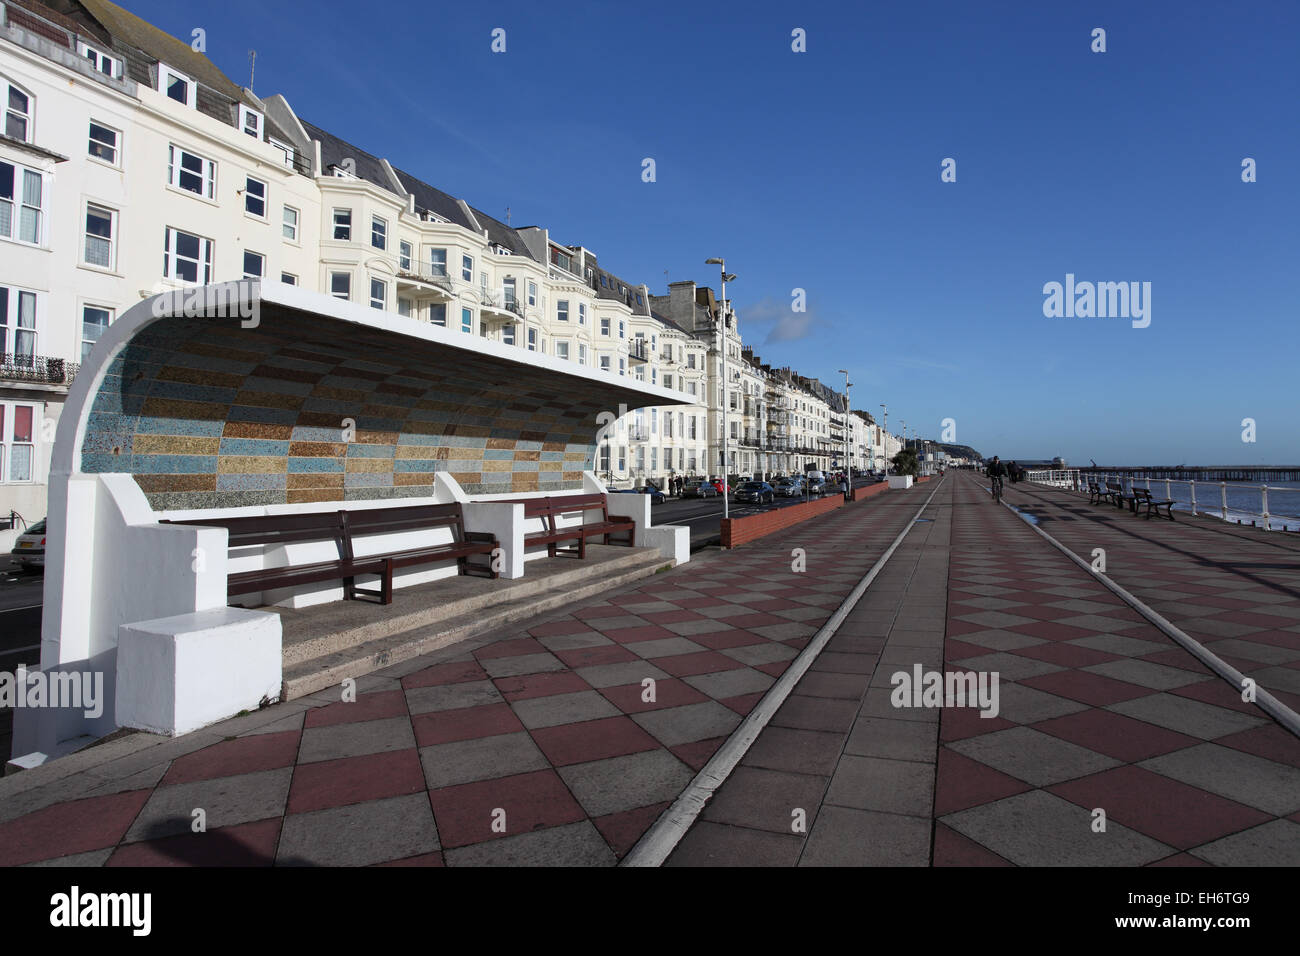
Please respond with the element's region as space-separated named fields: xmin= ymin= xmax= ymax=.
xmin=2 ymin=473 xmax=1298 ymax=866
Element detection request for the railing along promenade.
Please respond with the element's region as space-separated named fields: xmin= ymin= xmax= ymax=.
xmin=1024 ymin=469 xmax=1300 ymax=532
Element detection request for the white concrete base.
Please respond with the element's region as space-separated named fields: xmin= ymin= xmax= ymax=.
xmin=115 ymin=607 xmax=282 ymax=737
xmin=644 ymin=524 xmax=689 ymax=565
xmin=888 ymin=475 xmax=914 ymax=490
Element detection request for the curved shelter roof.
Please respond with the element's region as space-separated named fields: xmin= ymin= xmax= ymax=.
xmin=56 ymin=282 xmax=693 ymax=512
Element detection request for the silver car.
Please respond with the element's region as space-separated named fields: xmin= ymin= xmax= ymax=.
xmin=9 ymin=519 xmax=46 ymax=570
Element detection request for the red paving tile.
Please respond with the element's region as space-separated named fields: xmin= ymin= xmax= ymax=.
xmin=412 ymin=702 xmax=524 ymax=747
xmin=1214 ymin=724 xmax=1300 ymax=767
xmin=1012 ymin=643 xmax=1124 ymax=669
xmin=654 ymin=650 xmax=749 ymax=677
xmin=1030 ymin=709 xmax=1200 ymax=762
xmin=427 ymin=770 xmax=586 ymax=849
xmin=640 ymin=609 xmax=703 ymax=625
xmin=527 ymin=619 xmax=596 ymax=638
xmin=1008 ymin=620 xmax=1100 ymax=642
xmin=530 ymin=715 xmax=661 ymax=766
xmin=287 ymin=748 xmax=426 ymax=814
xmin=938 ymin=703 xmax=1017 ymax=742
xmin=1049 ymin=765 xmax=1272 ymax=849
xmin=0 ymin=790 xmax=153 ymax=867
xmin=599 ymin=678 xmax=710 ymax=714
xmin=162 ymin=730 xmax=302 ymax=786
xmin=932 ymin=822 xmax=1013 ymax=866
xmin=494 ymin=670 xmax=592 ymax=702
xmin=304 ymin=689 xmax=408 ymax=727
xmin=1168 ymin=680 xmax=1265 ymax=716
xmin=573 ymin=604 xmax=636 ymax=620
xmin=670 ymin=737 xmax=727 ymax=772
xmin=593 ymin=801 xmax=671 ymax=858
xmin=474 ymin=637 xmax=548 ymax=660
xmin=401 ymin=660 xmax=490 ymax=690
xmin=933 ymin=748 xmax=1032 ymax=815
xmin=1019 ymin=669 xmax=1155 ymax=707
xmin=551 ymin=644 xmax=638 ymax=668
xmin=691 ymin=629 xmax=767 ymax=650
xmin=377 ymin=851 xmax=446 ymax=866
xmin=105 ymin=817 xmax=281 ymax=867
xmin=603 ymin=624 xmax=676 ymax=644
xmin=720 ymin=691 xmax=767 ymax=715
xmin=1148 ymin=853 xmax=1213 ymax=867
xmin=723 ymin=612 xmax=791 ymax=629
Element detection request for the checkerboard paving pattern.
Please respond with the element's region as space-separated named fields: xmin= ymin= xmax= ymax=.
xmin=0 ymin=482 xmax=926 ymax=867
xmin=666 ymin=473 xmax=1300 ymax=866
xmin=1000 ymin=480 xmax=1300 ymax=716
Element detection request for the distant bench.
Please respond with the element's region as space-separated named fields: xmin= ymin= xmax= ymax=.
xmin=1132 ymin=488 xmax=1176 ymax=521
xmin=162 ymin=502 xmax=498 ymax=606
xmin=500 ymin=492 xmax=635 ymax=558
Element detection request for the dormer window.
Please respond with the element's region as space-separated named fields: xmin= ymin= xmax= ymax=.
xmin=159 ymin=65 xmax=195 ymax=107
xmin=4 ymin=80 xmax=31 ymax=141
xmin=238 ymin=105 xmax=263 ymax=139
xmin=79 ymin=44 xmax=121 ymax=79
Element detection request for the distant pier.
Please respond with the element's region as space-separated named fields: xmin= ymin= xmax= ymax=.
xmin=1081 ymin=465 xmax=1300 ymax=482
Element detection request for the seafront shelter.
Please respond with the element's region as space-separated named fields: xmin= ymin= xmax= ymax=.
xmin=14 ymin=281 xmax=692 ymax=763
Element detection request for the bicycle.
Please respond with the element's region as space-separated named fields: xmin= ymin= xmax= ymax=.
xmin=990 ymin=475 xmax=1003 ymax=502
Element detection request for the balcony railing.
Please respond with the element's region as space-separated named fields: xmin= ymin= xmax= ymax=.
xmin=628 ymin=426 xmax=650 ymax=443
xmin=1 ymin=353 xmax=80 ymax=386
xmin=628 ymin=339 xmax=648 ymax=363
xmin=396 ymin=265 xmax=455 ymax=296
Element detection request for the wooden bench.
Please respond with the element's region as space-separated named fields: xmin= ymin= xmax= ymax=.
xmin=1132 ymin=488 xmax=1176 ymax=521
xmin=1087 ymin=482 xmax=1106 ymax=505
xmin=1105 ymin=481 xmax=1137 ymax=511
xmin=501 ymin=493 xmax=636 ymax=558
xmin=163 ymin=503 xmax=497 ymax=606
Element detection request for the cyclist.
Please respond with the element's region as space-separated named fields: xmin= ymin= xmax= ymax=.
xmin=985 ymin=456 xmax=1008 ymax=501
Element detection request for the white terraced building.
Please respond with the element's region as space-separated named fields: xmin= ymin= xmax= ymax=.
xmin=0 ymin=0 xmax=900 ymax=547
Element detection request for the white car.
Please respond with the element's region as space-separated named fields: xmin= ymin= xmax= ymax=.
xmin=10 ymin=518 xmax=46 ymax=570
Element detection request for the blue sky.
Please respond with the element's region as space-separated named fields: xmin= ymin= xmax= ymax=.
xmin=132 ymin=0 xmax=1297 ymax=464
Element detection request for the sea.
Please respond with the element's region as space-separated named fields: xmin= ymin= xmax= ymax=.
xmin=1096 ymin=477 xmax=1300 ymax=532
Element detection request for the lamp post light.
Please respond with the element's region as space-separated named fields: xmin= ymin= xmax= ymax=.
xmin=705 ymin=258 xmax=735 ymax=519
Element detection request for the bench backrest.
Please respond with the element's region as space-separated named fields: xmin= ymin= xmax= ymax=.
xmin=343 ymin=503 xmax=465 ymax=541
xmin=1132 ymin=488 xmax=1153 ymax=501
xmin=163 ymin=512 xmax=345 ymax=549
xmin=164 ymin=503 xmax=469 ymax=555
xmin=1106 ymin=481 xmax=1124 ymax=491
xmin=547 ymin=493 xmax=608 ymax=519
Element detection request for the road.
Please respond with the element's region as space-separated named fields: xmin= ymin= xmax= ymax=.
xmin=649 ymin=477 xmax=882 ymax=548
xmin=0 ymin=558 xmax=43 ymax=763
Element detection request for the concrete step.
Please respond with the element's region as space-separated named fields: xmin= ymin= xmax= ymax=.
xmin=276 ymin=545 xmax=664 ymax=667
xmin=279 ymin=549 xmax=669 ymax=700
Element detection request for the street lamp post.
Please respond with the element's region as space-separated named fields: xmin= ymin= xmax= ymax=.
xmin=879 ymin=404 xmax=887 ymax=474
xmin=838 ymin=369 xmax=852 ymax=500
xmin=705 ymin=258 xmax=736 ymax=519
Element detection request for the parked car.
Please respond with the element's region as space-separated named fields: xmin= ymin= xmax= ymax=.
xmin=710 ymin=477 xmax=729 ymax=495
xmin=773 ymin=479 xmax=802 ymax=498
xmin=805 ymin=477 xmax=826 ymax=495
xmin=9 ymin=518 xmax=46 ymax=570
xmin=613 ymin=483 xmax=665 ymax=505
xmin=682 ymin=479 xmax=719 ymax=498
xmin=735 ymin=481 xmax=776 ymax=505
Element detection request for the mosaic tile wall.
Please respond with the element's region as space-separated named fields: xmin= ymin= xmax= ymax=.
xmin=79 ymin=309 xmax=661 ymax=512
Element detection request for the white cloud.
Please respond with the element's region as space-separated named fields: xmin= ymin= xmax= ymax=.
xmin=741 ymin=297 xmax=831 ymax=345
